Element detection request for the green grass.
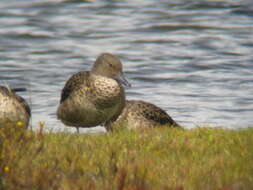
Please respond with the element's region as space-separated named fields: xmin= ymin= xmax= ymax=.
xmin=0 ymin=124 xmax=253 ymax=190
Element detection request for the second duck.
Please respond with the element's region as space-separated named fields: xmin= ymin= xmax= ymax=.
xmin=105 ymin=100 xmax=181 ymax=131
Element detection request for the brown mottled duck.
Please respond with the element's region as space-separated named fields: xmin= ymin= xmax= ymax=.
xmin=57 ymin=53 xmax=130 ymax=132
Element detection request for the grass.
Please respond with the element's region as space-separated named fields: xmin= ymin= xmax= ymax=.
xmin=0 ymin=124 xmax=253 ymax=190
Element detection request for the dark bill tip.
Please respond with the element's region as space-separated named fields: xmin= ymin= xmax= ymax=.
xmin=12 ymin=88 xmax=27 ymax=92
xmin=116 ymin=73 xmax=131 ymax=87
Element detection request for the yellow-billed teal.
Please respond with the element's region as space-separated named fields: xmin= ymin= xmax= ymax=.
xmin=105 ymin=100 xmax=181 ymax=131
xmin=57 ymin=53 xmax=130 ymax=132
xmin=0 ymin=86 xmax=31 ymax=128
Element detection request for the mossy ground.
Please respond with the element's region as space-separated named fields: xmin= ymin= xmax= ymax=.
xmin=0 ymin=124 xmax=253 ymax=190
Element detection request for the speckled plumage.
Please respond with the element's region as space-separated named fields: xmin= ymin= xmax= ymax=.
xmin=57 ymin=53 xmax=129 ymax=129
xmin=0 ymin=86 xmax=31 ymax=128
xmin=105 ymin=100 xmax=181 ymax=130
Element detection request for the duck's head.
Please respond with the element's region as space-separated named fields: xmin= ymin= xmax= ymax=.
xmin=0 ymin=86 xmax=9 ymax=95
xmin=91 ymin=53 xmax=131 ymax=87
xmin=0 ymin=86 xmax=27 ymax=95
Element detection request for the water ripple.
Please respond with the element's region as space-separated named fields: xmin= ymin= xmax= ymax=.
xmin=0 ymin=0 xmax=253 ymax=130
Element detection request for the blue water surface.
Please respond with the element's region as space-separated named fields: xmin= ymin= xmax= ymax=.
xmin=1 ymin=0 xmax=253 ymax=132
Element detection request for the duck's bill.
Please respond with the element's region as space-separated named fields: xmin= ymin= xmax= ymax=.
xmin=12 ymin=88 xmax=27 ymax=92
xmin=116 ymin=72 xmax=131 ymax=87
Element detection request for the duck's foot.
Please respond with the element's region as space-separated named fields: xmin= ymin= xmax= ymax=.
xmin=76 ymin=127 xmax=80 ymax=133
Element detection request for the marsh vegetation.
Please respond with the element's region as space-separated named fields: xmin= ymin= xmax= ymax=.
xmin=0 ymin=124 xmax=252 ymax=190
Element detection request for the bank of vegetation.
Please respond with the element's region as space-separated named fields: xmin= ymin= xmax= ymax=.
xmin=0 ymin=124 xmax=252 ymax=190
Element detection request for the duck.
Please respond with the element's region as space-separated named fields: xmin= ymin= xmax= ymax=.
xmin=0 ymin=86 xmax=31 ymax=128
xmin=105 ymin=100 xmax=181 ymax=131
xmin=57 ymin=53 xmax=130 ymax=132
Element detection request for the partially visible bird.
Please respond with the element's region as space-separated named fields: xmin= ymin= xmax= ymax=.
xmin=0 ymin=86 xmax=31 ymax=128
xmin=105 ymin=100 xmax=182 ymax=131
xmin=57 ymin=53 xmax=130 ymax=132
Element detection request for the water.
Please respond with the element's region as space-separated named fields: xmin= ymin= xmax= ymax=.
xmin=1 ymin=0 xmax=253 ymax=132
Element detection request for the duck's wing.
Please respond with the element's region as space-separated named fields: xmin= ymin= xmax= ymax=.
xmin=129 ymin=100 xmax=179 ymax=127
xmin=16 ymin=95 xmax=31 ymax=117
xmin=60 ymin=71 xmax=90 ymax=103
